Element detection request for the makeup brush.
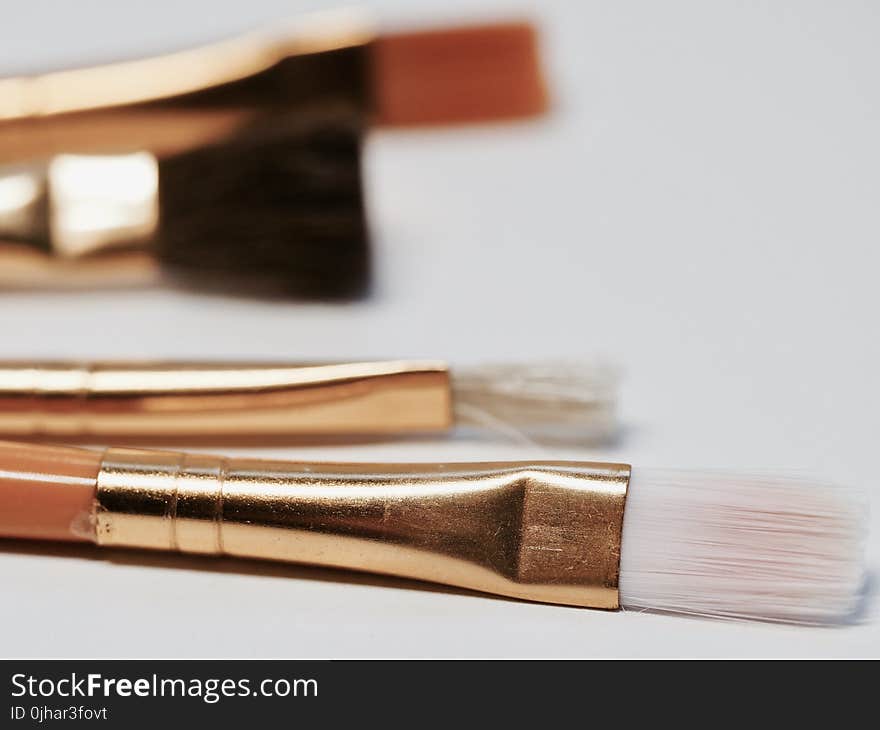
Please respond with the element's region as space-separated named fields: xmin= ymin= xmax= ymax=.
xmin=0 ymin=13 xmax=547 ymax=296
xmin=0 ymin=442 xmax=865 ymax=624
xmin=0 ymin=106 xmax=368 ymax=297
xmin=0 ymin=359 xmax=616 ymax=446
xmin=0 ymin=12 xmax=548 ymax=142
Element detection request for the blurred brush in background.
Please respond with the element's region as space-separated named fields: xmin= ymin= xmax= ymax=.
xmin=0 ymin=11 xmax=548 ymax=299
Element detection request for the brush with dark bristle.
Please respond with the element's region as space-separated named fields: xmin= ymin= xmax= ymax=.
xmin=0 ymin=106 xmax=369 ymax=299
xmin=0 ymin=15 xmax=546 ymax=296
xmin=156 ymin=108 xmax=369 ymax=298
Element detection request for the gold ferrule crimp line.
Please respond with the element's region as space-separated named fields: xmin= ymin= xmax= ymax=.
xmin=95 ymin=448 xmax=227 ymax=555
xmin=95 ymin=448 xmax=631 ymax=609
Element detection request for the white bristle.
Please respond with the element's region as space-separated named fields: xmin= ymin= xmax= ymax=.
xmin=450 ymin=361 xmax=618 ymax=446
xmin=619 ymin=469 xmax=868 ymax=624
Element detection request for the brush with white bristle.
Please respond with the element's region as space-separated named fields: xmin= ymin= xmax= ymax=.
xmin=0 ymin=359 xmax=618 ymax=446
xmin=619 ymin=469 xmax=868 ymax=624
xmin=0 ymin=441 xmax=868 ymax=625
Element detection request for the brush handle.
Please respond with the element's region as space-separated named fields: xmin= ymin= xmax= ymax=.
xmin=0 ymin=361 xmax=451 ymax=438
xmin=95 ymin=448 xmax=630 ymax=608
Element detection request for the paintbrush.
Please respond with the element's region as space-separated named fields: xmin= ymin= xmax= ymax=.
xmin=0 ymin=441 xmax=866 ymax=624
xmin=0 ymin=13 xmax=548 ymax=297
xmin=0 ymin=105 xmax=366 ymax=297
xmin=0 ymin=359 xmax=617 ymax=446
xmin=0 ymin=11 xmax=547 ymax=139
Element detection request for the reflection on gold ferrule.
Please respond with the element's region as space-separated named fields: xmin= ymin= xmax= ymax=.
xmin=95 ymin=448 xmax=630 ymax=609
xmin=0 ymin=361 xmax=453 ymax=439
xmin=0 ymin=153 xmax=159 ymax=257
xmin=0 ymin=9 xmax=374 ymax=165
xmin=0 ymin=9 xmax=373 ymax=123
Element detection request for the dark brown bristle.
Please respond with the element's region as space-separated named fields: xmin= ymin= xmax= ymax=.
xmin=155 ymin=107 xmax=370 ymax=299
xmin=370 ymin=21 xmax=549 ymax=127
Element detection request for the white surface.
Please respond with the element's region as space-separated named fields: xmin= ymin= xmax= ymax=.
xmin=1 ymin=0 xmax=878 ymax=658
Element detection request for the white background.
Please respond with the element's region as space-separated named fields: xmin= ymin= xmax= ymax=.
xmin=1 ymin=0 xmax=878 ymax=657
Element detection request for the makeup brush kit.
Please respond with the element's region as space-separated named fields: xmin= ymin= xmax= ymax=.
xmin=0 ymin=11 xmax=867 ymax=625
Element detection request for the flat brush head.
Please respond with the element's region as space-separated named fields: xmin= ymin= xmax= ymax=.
xmin=619 ymin=470 xmax=868 ymax=624
xmin=371 ymin=21 xmax=549 ymax=126
xmin=156 ymin=107 xmax=369 ymax=299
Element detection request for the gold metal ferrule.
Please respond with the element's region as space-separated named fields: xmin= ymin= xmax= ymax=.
xmin=0 ymin=9 xmax=374 ymax=163
xmin=94 ymin=448 xmax=631 ymax=608
xmin=0 ymin=361 xmax=452 ymax=439
xmin=0 ymin=153 xmax=160 ymax=259
xmin=0 ymin=9 xmax=372 ymax=267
